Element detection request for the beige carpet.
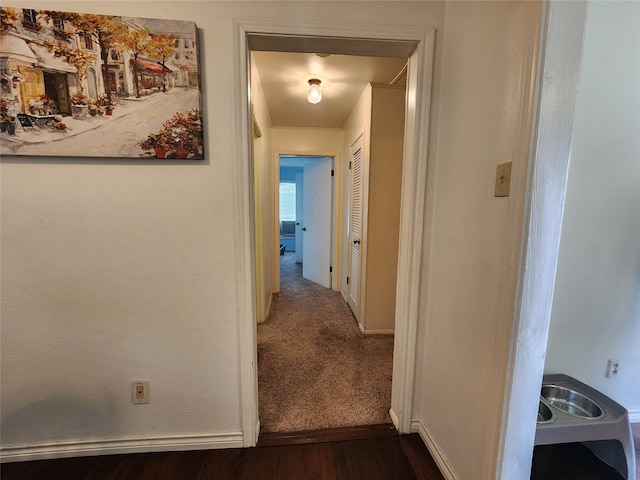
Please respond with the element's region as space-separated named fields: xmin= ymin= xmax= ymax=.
xmin=257 ymin=253 xmax=394 ymax=433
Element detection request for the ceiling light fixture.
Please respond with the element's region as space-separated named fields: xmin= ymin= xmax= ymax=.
xmin=307 ymin=78 xmax=322 ymax=104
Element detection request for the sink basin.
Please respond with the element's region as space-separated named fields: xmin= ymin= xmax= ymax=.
xmin=537 ymin=398 xmax=555 ymax=424
xmin=541 ymin=384 xmax=605 ymax=419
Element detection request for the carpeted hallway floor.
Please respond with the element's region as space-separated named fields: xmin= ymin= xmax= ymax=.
xmin=257 ymin=253 xmax=394 ymax=433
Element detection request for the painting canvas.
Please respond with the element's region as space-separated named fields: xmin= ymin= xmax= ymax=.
xmin=0 ymin=7 xmax=203 ymax=159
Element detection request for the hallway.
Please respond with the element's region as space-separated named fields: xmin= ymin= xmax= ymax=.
xmin=257 ymin=253 xmax=394 ymax=433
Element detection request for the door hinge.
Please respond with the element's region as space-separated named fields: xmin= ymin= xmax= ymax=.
xmin=331 ymin=169 xmax=334 ymax=177
xmin=349 ymin=161 xmax=352 ymax=170
xmin=346 ymin=276 xmax=350 ymax=284
xmin=329 ymin=266 xmax=333 ymax=273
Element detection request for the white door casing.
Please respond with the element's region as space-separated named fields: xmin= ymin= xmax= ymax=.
xmin=302 ymin=158 xmax=332 ymax=288
xmin=234 ymin=18 xmax=436 ymax=447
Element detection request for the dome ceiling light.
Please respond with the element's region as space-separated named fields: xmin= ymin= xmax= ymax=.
xmin=307 ymin=78 xmax=322 ymax=104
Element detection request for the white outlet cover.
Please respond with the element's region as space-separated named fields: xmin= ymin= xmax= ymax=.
xmin=132 ymin=379 xmax=149 ymax=404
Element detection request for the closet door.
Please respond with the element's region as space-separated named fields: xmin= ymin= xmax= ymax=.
xmin=347 ymin=135 xmax=364 ymax=319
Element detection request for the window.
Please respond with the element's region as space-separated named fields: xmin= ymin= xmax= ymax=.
xmin=82 ymin=34 xmax=93 ymax=50
xmin=110 ymin=49 xmax=120 ymax=61
xmin=52 ymin=17 xmax=64 ymax=30
xmin=22 ymin=9 xmax=37 ymax=24
xmin=174 ymin=52 xmax=180 ymax=60
xmin=279 ymin=182 xmax=296 ymax=222
xmin=22 ymin=9 xmax=41 ymax=31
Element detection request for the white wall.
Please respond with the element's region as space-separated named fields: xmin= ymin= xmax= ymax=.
xmin=271 ymin=127 xmax=344 ymax=155
xmin=271 ymin=127 xmax=345 ymax=290
xmin=365 ymin=85 xmax=404 ymax=333
xmin=0 ymin=1 xmax=551 ymax=477
xmin=340 ymin=84 xmax=405 ymax=333
xmin=3 ymin=0 xmax=386 ymax=455
xmin=411 ymin=1 xmax=543 ymax=478
xmin=545 ymin=0 xmax=640 ymax=419
xmin=251 ymin=55 xmax=274 ymax=323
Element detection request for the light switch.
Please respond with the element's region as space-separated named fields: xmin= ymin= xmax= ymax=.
xmin=494 ymin=161 xmax=512 ymax=197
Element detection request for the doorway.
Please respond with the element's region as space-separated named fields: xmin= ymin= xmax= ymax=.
xmin=279 ymin=155 xmax=334 ymax=290
xmin=234 ymin=19 xmax=436 ymax=446
xmin=43 ymin=72 xmax=70 ymax=115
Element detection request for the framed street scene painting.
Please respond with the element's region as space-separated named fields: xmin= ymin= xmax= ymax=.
xmin=0 ymin=7 xmax=203 ymax=159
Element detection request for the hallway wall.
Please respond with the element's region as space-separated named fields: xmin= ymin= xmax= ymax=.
xmin=545 ymin=0 xmax=640 ymax=419
xmin=3 ymin=1 xmax=424 ymax=459
xmin=251 ymin=54 xmax=274 ymax=323
xmin=411 ymin=1 xmax=543 ymax=478
xmin=2 ymin=1 xmax=550 ymax=477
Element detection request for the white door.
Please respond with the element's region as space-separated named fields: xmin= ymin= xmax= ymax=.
xmin=302 ymin=158 xmax=332 ymax=288
xmin=294 ymin=172 xmax=304 ymax=264
xmin=347 ymin=136 xmax=363 ymax=318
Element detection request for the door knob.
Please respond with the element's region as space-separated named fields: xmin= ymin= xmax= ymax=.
xmin=353 ymin=239 xmax=360 ymax=244
xmin=302 ymin=227 xmax=307 ymax=231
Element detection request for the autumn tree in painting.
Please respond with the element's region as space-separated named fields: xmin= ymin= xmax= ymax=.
xmin=120 ymin=27 xmax=152 ymax=98
xmin=0 ymin=7 xmax=19 ymax=32
xmin=64 ymin=14 xmax=126 ymax=103
xmin=147 ymin=34 xmax=176 ymax=93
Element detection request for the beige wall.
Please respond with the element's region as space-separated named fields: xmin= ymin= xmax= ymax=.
xmin=341 ymin=84 xmax=405 ymax=332
xmin=250 ymin=55 xmax=274 ymax=322
xmin=2 ymin=0 xmax=550 ymax=477
xmin=412 ymin=1 xmax=543 ymax=478
xmin=271 ymin=127 xmax=344 ymax=156
xmin=546 ymin=0 xmax=640 ymax=419
xmin=364 ymin=85 xmax=405 ymax=332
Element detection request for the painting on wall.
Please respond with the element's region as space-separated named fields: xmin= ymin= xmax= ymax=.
xmin=0 ymin=6 xmax=203 ymax=159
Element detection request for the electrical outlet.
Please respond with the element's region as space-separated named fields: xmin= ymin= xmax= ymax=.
xmin=606 ymin=359 xmax=619 ymax=378
xmin=132 ymin=380 xmax=149 ymax=404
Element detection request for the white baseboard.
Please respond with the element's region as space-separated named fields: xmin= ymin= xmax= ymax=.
xmin=389 ymin=408 xmax=400 ymax=431
xmin=629 ymin=409 xmax=640 ymax=423
xmin=0 ymin=431 xmax=244 ymax=463
xmin=265 ymin=292 xmax=273 ymax=319
xmin=363 ymin=328 xmax=394 ymax=335
xmin=357 ymin=323 xmax=394 ymax=335
xmin=411 ymin=418 xmax=458 ymax=480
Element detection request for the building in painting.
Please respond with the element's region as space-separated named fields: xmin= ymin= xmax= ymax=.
xmin=0 ymin=7 xmax=196 ymax=119
xmin=1 ymin=8 xmax=86 ymax=117
xmin=170 ymin=32 xmax=198 ymax=87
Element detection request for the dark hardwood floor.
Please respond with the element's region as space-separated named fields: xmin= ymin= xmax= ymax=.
xmin=2 ymin=424 xmax=637 ymax=479
xmin=531 ymin=443 xmax=624 ymax=480
xmin=1 ymin=430 xmax=444 ymax=480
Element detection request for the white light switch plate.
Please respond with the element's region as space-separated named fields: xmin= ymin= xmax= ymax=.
xmin=495 ymin=161 xmax=512 ymax=197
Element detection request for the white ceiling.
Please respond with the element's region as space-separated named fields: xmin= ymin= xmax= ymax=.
xmin=252 ymin=51 xmax=407 ymax=129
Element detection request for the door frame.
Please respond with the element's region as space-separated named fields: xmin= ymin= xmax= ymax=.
xmin=275 ymin=152 xmax=341 ymax=293
xmin=232 ymin=17 xmax=435 ymax=446
xmin=346 ymin=133 xmax=364 ymax=321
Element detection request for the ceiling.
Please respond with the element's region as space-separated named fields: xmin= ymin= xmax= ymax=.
xmin=252 ymin=51 xmax=407 ymax=129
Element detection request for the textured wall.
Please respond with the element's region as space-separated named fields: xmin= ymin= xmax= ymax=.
xmin=2 ymin=0 xmax=442 ymax=459
xmin=546 ymin=0 xmax=640 ymax=419
xmin=412 ymin=2 xmax=543 ymax=478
